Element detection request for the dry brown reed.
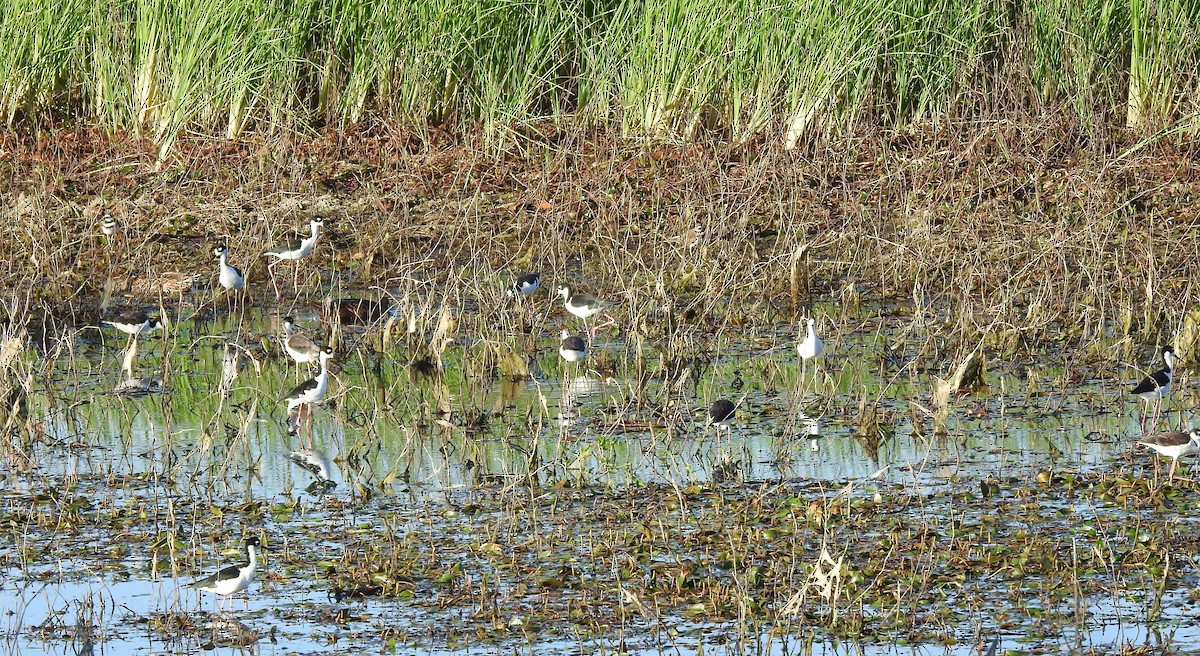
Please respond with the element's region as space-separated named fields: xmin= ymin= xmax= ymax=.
xmin=0 ymin=123 xmax=1197 ymax=368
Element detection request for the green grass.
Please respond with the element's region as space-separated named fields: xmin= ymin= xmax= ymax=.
xmin=2 ymin=0 xmax=1199 ymax=156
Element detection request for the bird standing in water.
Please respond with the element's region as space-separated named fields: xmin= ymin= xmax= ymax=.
xmin=186 ymin=536 xmax=262 ymax=612
xmin=1137 ymin=428 xmax=1200 ymax=484
xmin=1132 ymin=347 xmax=1177 ymax=432
xmin=797 ymin=317 xmax=823 ymax=383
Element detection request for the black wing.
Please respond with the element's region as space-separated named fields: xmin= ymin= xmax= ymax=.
xmin=108 ymin=309 xmax=150 ymax=324
xmin=266 ymin=236 xmax=304 ymax=255
xmin=189 ymin=563 xmax=242 ymax=587
xmin=515 ymin=272 xmax=541 ymax=288
xmin=561 ymin=335 xmax=586 ymax=351
xmin=1139 ymin=430 xmax=1191 ymax=448
xmin=1132 ymin=367 xmax=1170 ymax=394
xmin=283 ymin=377 xmax=318 ymax=401
xmin=709 ymin=400 xmax=736 ymax=423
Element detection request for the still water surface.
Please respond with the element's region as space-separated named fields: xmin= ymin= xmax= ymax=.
xmin=0 ymin=307 xmax=1192 ymax=655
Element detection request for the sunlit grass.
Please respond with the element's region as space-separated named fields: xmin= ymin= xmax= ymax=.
xmin=1 ymin=0 xmax=1199 ymax=156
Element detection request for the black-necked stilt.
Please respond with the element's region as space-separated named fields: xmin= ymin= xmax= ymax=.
xmin=264 ymin=217 xmax=324 ymax=261
xmin=282 ymin=347 xmax=334 ymax=414
xmin=708 ymin=399 xmax=736 ymax=430
xmin=101 ymin=214 xmax=120 ymax=241
xmin=1132 ymin=347 xmax=1177 ymax=431
xmin=509 ymin=273 xmax=542 ymax=298
xmin=1137 ymin=428 xmax=1200 ymax=483
xmin=281 ymin=317 xmax=321 ymax=365
xmin=263 ymin=217 xmax=324 ymax=295
xmin=798 ymin=318 xmax=823 ymax=360
xmin=213 ymin=246 xmax=245 ymax=291
xmin=557 ymin=286 xmax=613 ymax=339
xmin=559 ymin=329 xmax=587 ymax=362
xmin=186 ymin=536 xmax=261 ymax=611
xmin=102 ymin=311 xmax=162 ymax=336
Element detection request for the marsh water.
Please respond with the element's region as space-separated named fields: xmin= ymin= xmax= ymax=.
xmin=1 ymin=298 xmax=1197 ymax=656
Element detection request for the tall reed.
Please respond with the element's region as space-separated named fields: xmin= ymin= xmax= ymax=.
xmin=1 ymin=0 xmax=1199 ymax=156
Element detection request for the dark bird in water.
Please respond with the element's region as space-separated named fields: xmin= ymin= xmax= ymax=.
xmin=708 ymin=399 xmax=736 ymax=430
xmin=559 ymin=330 xmax=587 ymax=362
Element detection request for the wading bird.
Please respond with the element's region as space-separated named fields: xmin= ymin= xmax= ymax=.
xmin=103 ymin=310 xmax=162 ymax=352
xmin=708 ymin=399 xmax=736 ymax=431
xmin=798 ymin=318 xmax=823 ymax=360
xmin=1137 ymin=428 xmax=1200 ymax=484
xmin=1132 ymin=347 xmax=1176 ymax=432
xmin=263 ymin=217 xmax=323 ymax=295
xmin=282 ymin=347 xmax=335 ymax=418
xmin=281 ymin=317 xmax=321 ymax=366
xmin=509 ymin=272 xmax=542 ymax=298
xmin=186 ymin=536 xmax=262 ymax=612
xmin=557 ymin=286 xmax=614 ymax=341
xmin=213 ymin=245 xmax=245 ymax=292
xmin=797 ymin=317 xmax=823 ymax=383
xmin=559 ymin=329 xmax=587 ymax=362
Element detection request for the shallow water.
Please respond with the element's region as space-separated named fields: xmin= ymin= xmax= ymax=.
xmin=1 ymin=304 xmax=1196 ymax=655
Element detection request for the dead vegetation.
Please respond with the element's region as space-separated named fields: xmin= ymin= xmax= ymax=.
xmin=3 ymin=119 xmax=1200 ymax=654
xmin=0 ymin=122 xmax=1196 ymax=368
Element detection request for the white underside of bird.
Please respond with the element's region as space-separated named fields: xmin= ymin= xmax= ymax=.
xmin=216 ymin=250 xmax=244 ymax=290
xmin=265 ymin=220 xmax=322 ymax=261
xmin=187 ymin=541 xmax=259 ymax=599
xmin=798 ymin=318 xmax=823 ymax=359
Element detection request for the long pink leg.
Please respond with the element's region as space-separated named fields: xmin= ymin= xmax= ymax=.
xmin=268 ymin=261 xmax=281 ymax=298
xmin=587 ymin=314 xmax=618 ymax=343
